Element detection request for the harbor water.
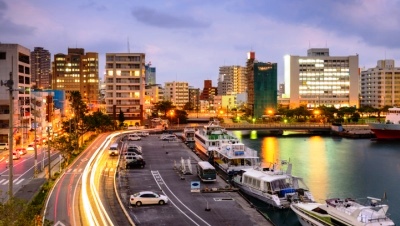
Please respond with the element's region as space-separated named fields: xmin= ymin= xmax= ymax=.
xmin=232 ymin=131 xmax=400 ymax=225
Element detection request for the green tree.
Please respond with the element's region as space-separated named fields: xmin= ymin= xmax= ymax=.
xmin=118 ymin=109 xmax=125 ymax=127
xmin=153 ymin=101 xmax=175 ymax=117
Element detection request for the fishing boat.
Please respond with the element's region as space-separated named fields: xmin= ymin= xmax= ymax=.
xmin=291 ymin=196 xmax=395 ymax=226
xmin=369 ymin=107 xmax=400 ymax=140
xmin=232 ymin=160 xmax=314 ymax=209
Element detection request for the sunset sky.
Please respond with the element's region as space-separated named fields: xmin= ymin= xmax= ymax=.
xmin=2 ymin=0 xmax=400 ymax=88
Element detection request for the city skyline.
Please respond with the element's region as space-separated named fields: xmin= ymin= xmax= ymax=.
xmin=2 ymin=0 xmax=400 ymax=88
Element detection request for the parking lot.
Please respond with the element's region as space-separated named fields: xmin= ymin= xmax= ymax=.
xmin=116 ymin=133 xmax=272 ymax=226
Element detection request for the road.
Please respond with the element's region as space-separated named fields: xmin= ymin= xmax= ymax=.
xmin=0 ymin=145 xmax=59 ymax=201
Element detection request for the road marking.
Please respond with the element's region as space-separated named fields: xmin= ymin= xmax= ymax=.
xmin=16 ymin=178 xmax=24 ymax=185
xmin=150 ymin=170 xmax=211 ymax=226
xmin=0 ymin=179 xmax=5 ymax=184
xmin=54 ymin=220 xmax=66 ymax=226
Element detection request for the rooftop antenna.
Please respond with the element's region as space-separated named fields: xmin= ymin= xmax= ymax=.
xmin=127 ymin=37 xmax=130 ymax=53
xmin=308 ymin=41 xmax=310 ymax=48
xmin=325 ymin=40 xmax=328 ymax=48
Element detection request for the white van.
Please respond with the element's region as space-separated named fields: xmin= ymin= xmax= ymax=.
xmin=109 ymin=143 xmax=119 ymax=156
xmin=0 ymin=143 xmax=8 ymax=151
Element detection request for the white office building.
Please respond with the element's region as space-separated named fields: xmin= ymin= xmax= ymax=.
xmin=284 ymin=48 xmax=359 ymax=109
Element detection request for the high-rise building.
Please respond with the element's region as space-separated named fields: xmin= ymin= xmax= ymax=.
xmin=0 ymin=44 xmax=31 ymax=144
xmin=31 ymin=47 xmax=51 ymax=89
xmin=164 ymin=81 xmax=189 ymax=109
xmin=360 ymin=60 xmax=400 ymax=108
xmin=53 ymin=48 xmax=99 ymax=106
xmin=284 ymin=48 xmax=359 ymax=109
xmin=200 ymin=80 xmax=217 ymax=101
xmin=246 ymin=52 xmax=256 ymax=115
xmin=217 ymin=66 xmax=247 ymax=95
xmin=145 ymin=63 xmax=156 ymax=85
xmin=105 ymin=53 xmax=146 ymax=125
xmin=188 ymin=87 xmax=200 ymax=111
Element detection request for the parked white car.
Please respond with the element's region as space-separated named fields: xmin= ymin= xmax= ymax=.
xmin=160 ymin=134 xmax=177 ymax=141
xmin=130 ymin=191 xmax=169 ymax=206
xmin=128 ymin=134 xmax=141 ymax=141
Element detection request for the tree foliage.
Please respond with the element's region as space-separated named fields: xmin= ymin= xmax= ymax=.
xmin=153 ymin=101 xmax=175 ymax=117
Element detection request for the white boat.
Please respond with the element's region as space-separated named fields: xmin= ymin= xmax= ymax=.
xmin=212 ymin=142 xmax=259 ymax=174
xmin=194 ymin=120 xmax=259 ymax=174
xmin=368 ymin=107 xmax=400 ymax=140
xmin=291 ymin=197 xmax=395 ymax=226
xmin=232 ymin=160 xmax=314 ymax=209
xmin=182 ymin=126 xmax=196 ymax=143
xmin=194 ymin=120 xmax=240 ymax=156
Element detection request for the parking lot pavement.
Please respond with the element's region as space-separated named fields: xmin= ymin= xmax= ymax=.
xmin=116 ymin=134 xmax=273 ymax=226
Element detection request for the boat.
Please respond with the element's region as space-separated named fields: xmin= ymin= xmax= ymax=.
xmin=194 ymin=120 xmax=259 ymax=175
xmin=232 ymin=160 xmax=314 ymax=209
xmin=211 ymin=142 xmax=259 ymax=175
xmin=182 ymin=126 xmax=196 ymax=149
xmin=369 ymin=107 xmax=400 ymax=140
xmin=194 ymin=120 xmax=240 ymax=156
xmin=291 ymin=197 xmax=395 ymax=226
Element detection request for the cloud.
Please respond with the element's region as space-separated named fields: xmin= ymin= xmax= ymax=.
xmin=0 ymin=0 xmax=35 ymax=36
xmin=242 ymin=0 xmax=400 ymax=49
xmin=131 ymin=7 xmax=210 ymax=29
xmin=80 ymin=1 xmax=107 ymax=11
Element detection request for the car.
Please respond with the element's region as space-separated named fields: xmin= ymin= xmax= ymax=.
xmin=126 ymin=147 xmax=142 ymax=155
xmin=124 ymin=153 xmax=143 ymax=164
xmin=12 ymin=151 xmax=20 ymax=160
xmin=151 ymin=118 xmax=161 ymax=122
xmin=128 ymin=134 xmax=141 ymax=141
xmin=129 ymin=191 xmax=169 ymax=206
xmin=125 ymin=159 xmax=146 ymax=169
xmin=0 ymin=143 xmax=8 ymax=151
xmin=15 ymin=147 xmax=27 ymax=155
xmin=137 ymin=131 xmax=149 ymax=137
xmin=160 ymin=134 xmax=177 ymax=141
xmin=26 ymin=143 xmax=35 ymax=151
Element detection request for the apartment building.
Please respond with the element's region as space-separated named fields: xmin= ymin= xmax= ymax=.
xmin=284 ymin=48 xmax=359 ymax=109
xmin=31 ymin=47 xmax=51 ymax=89
xmin=53 ymin=48 xmax=99 ymax=105
xmin=105 ymin=53 xmax=146 ymax=125
xmin=360 ymin=60 xmax=400 ymax=108
xmin=217 ymin=65 xmax=247 ymax=95
xmin=0 ymin=44 xmax=31 ymax=144
xmin=164 ymin=81 xmax=189 ymax=109
xmin=145 ymin=84 xmax=164 ymax=117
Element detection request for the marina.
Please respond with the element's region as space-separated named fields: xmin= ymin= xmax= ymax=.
xmin=236 ymin=132 xmax=400 ymax=225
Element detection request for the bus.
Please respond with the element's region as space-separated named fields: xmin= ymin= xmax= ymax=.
xmin=197 ymin=161 xmax=217 ymax=182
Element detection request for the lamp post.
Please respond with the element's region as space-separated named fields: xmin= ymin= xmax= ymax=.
xmin=47 ymin=126 xmax=51 ymax=179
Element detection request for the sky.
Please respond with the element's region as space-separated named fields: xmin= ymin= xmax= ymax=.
xmin=2 ymin=0 xmax=400 ymax=88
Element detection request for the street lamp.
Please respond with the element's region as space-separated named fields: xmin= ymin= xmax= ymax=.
xmin=169 ymin=110 xmax=174 ymax=128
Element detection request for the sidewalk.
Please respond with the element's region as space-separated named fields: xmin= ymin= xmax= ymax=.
xmin=14 ymin=156 xmax=62 ymax=202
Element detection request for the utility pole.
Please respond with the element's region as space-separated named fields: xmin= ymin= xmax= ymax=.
xmin=47 ymin=126 xmax=51 ymax=179
xmin=1 ymin=66 xmax=15 ymax=199
xmin=32 ymin=91 xmax=38 ymax=177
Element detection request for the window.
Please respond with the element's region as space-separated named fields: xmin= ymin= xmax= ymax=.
xmin=0 ymin=52 xmax=6 ymax=60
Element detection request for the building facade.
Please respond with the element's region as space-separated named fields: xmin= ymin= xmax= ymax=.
xmin=105 ymin=53 xmax=146 ymax=125
xmin=52 ymin=48 xmax=99 ymax=105
xmin=188 ymin=87 xmax=200 ymax=111
xmin=217 ymin=65 xmax=247 ymax=95
xmin=253 ymin=62 xmax=278 ymax=118
xmin=164 ymin=81 xmax=189 ymax=109
xmin=284 ymin=48 xmax=359 ymax=109
xmin=31 ymin=47 xmax=51 ymax=89
xmin=360 ymin=60 xmax=400 ymax=108
xmin=0 ymin=44 xmax=31 ymax=145
xmin=145 ymin=64 xmax=156 ymax=85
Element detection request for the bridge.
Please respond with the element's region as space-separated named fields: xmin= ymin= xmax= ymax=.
xmin=170 ymin=121 xmax=370 ymax=133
